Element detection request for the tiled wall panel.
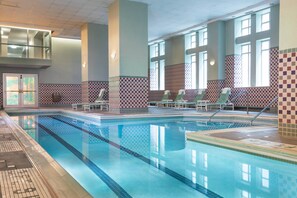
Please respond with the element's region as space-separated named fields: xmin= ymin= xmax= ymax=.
xmin=207 ymin=80 xmax=225 ymax=103
xmin=225 ymin=47 xmax=278 ymax=108
xmin=39 ymin=84 xmax=81 ymax=105
xmin=165 ymin=64 xmax=185 ymax=98
xmin=81 ymin=81 xmax=109 ymax=103
xmin=109 ymin=76 xmax=148 ymax=112
xmin=279 ymin=49 xmax=297 ymax=136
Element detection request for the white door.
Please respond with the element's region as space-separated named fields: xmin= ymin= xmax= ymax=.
xmin=3 ymin=73 xmax=38 ymax=108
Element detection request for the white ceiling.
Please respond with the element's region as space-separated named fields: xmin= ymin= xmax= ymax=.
xmin=0 ymin=0 xmax=279 ymax=41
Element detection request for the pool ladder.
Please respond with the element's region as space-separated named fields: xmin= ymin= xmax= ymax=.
xmin=209 ymin=90 xmax=249 ymax=122
xmin=250 ymin=96 xmax=278 ymax=125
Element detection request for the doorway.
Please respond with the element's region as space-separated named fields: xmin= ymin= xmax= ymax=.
xmin=3 ymin=73 xmax=38 ymax=108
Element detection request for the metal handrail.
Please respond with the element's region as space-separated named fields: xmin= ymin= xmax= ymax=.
xmin=208 ymin=90 xmax=249 ymax=122
xmin=250 ymin=96 xmax=278 ymax=125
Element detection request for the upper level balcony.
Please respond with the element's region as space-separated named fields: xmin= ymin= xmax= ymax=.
xmin=0 ymin=26 xmax=52 ymax=69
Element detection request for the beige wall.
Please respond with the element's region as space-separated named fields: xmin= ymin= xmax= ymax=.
xmin=81 ymin=24 xmax=88 ymax=82
xmin=39 ymin=37 xmax=81 ymax=84
xmin=109 ymin=0 xmax=148 ymax=78
xmin=280 ymin=0 xmax=297 ymax=50
xmin=81 ymin=23 xmax=109 ymax=82
xmin=108 ymin=0 xmax=120 ymax=78
xmin=165 ymin=35 xmax=185 ymax=66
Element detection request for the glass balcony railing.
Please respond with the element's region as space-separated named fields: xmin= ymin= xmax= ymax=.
xmin=0 ymin=43 xmax=51 ymax=59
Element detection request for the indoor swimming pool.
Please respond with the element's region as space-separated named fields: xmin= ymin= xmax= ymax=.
xmin=10 ymin=114 xmax=297 ymax=198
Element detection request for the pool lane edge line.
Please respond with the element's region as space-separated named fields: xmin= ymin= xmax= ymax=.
xmin=36 ymin=122 xmax=132 ymax=198
xmin=47 ymin=115 xmax=222 ymax=198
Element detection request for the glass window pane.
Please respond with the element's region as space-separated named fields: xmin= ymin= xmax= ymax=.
xmin=262 ymin=13 xmax=269 ymax=23
xmin=199 ymin=52 xmax=207 ymax=89
xmin=8 ymin=28 xmax=28 ymax=45
xmin=242 ymin=19 xmax=249 ymax=28
xmin=23 ymin=92 xmax=35 ymax=105
xmin=191 ymin=34 xmax=196 ymax=48
xmin=199 ymin=28 xmax=207 ymax=46
xmin=6 ymin=76 xmax=19 ymax=91
xmin=191 ymin=54 xmax=196 ymax=89
xmin=6 ymin=92 xmax=19 ymax=105
xmin=23 ymin=76 xmax=35 ymax=91
xmin=262 ymin=40 xmax=270 ymax=50
xmin=262 ymin=23 xmax=270 ymax=31
xmin=160 ymin=60 xmax=165 ymax=90
xmin=160 ymin=42 xmax=165 ymax=56
xmin=150 ymin=62 xmax=158 ymax=90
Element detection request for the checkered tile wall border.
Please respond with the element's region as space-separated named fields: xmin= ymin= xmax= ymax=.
xmin=81 ymin=81 xmax=109 ymax=103
xmin=109 ymin=76 xmax=148 ymax=112
xmin=279 ymin=49 xmax=297 ymax=136
xmin=185 ymin=63 xmax=193 ymax=89
xmin=207 ymin=80 xmax=225 ymax=103
xmin=225 ymin=47 xmax=278 ymax=108
xmin=39 ymin=83 xmax=82 ymax=105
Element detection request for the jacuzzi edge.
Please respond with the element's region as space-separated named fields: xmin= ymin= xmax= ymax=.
xmin=187 ymin=132 xmax=297 ymax=165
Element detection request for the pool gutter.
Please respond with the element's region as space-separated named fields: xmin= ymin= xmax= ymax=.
xmin=1 ymin=111 xmax=92 ymax=198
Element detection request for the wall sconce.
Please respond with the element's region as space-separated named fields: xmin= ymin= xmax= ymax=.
xmin=110 ymin=51 xmax=117 ymax=60
xmin=82 ymin=62 xmax=86 ymax=68
xmin=209 ymin=59 xmax=215 ymax=66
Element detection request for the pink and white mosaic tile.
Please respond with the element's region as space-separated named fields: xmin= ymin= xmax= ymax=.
xmin=109 ymin=76 xmax=148 ymax=112
xmin=207 ymin=80 xmax=225 ymax=103
xmin=81 ymin=81 xmax=109 ymax=103
xmin=279 ymin=49 xmax=297 ymax=135
xmin=39 ymin=83 xmax=81 ymax=105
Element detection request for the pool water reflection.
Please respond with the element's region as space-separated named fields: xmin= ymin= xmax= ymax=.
xmin=11 ymin=114 xmax=297 ymax=198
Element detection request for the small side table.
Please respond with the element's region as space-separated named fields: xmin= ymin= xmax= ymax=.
xmin=196 ymin=100 xmax=210 ymax=111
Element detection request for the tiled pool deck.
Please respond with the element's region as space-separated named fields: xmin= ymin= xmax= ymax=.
xmin=2 ymin=106 xmax=297 ymax=197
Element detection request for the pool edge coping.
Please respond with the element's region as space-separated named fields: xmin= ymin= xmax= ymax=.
xmin=1 ymin=110 xmax=92 ymax=198
xmin=187 ymin=130 xmax=297 ymax=165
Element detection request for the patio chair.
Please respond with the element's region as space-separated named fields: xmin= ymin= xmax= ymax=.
xmin=72 ymin=88 xmax=107 ymax=110
xmin=175 ymin=89 xmax=206 ymax=108
xmin=196 ymin=88 xmax=232 ymax=111
xmin=148 ymin=90 xmax=172 ymax=106
xmin=159 ymin=89 xmax=186 ymax=108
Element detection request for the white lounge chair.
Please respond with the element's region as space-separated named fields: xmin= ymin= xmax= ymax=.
xmin=148 ymin=90 xmax=172 ymax=107
xmin=196 ymin=88 xmax=233 ymax=111
xmin=72 ymin=88 xmax=108 ymax=110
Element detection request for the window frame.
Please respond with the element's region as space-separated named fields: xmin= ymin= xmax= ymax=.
xmin=150 ymin=42 xmax=165 ymax=91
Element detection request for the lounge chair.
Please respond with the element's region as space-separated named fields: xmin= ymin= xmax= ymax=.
xmin=72 ymin=88 xmax=107 ymax=110
xmin=175 ymin=89 xmax=206 ymax=108
xmin=196 ymin=88 xmax=232 ymax=111
xmin=148 ymin=90 xmax=172 ymax=106
xmin=160 ymin=89 xmax=185 ymax=107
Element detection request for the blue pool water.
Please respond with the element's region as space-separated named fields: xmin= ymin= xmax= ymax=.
xmin=11 ymin=114 xmax=297 ymax=198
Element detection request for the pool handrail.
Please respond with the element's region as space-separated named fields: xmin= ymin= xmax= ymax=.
xmin=250 ymin=96 xmax=278 ymax=125
xmin=208 ymin=90 xmax=249 ymax=122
